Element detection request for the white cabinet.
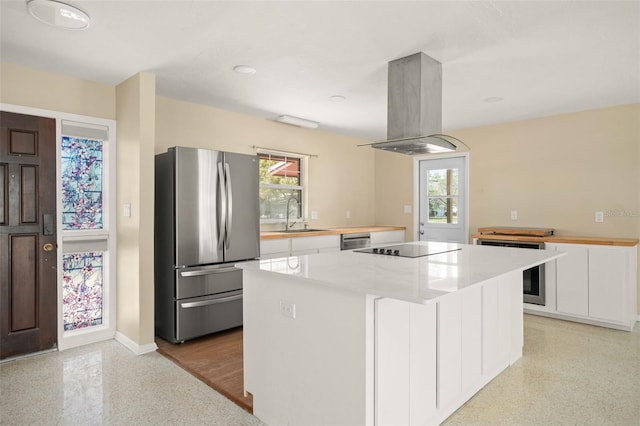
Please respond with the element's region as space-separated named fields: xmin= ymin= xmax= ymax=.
xmin=374 ymin=272 xmax=521 ymax=425
xmin=547 ymin=243 xmax=637 ymax=330
xmin=370 ymin=229 xmax=405 ymax=245
xmin=550 ymin=243 xmax=589 ymax=316
xmin=291 ymin=235 xmax=340 ymax=255
xmin=588 ymin=246 xmax=631 ymax=324
xmin=259 ymin=238 xmax=291 ymax=260
xmin=260 ymin=234 xmax=340 ymax=259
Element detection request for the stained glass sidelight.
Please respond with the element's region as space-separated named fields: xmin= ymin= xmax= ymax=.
xmin=62 ymin=252 xmax=103 ymax=331
xmin=61 ymin=136 xmax=103 ymax=230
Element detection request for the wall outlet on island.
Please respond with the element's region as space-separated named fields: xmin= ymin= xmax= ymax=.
xmin=279 ymin=300 xmax=296 ymax=319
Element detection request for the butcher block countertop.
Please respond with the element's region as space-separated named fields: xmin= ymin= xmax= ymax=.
xmin=471 ymin=233 xmax=638 ymax=247
xmin=261 ymin=225 xmax=405 ymax=240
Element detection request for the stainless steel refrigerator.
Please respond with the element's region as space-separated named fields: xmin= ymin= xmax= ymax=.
xmin=154 ymin=146 xmax=260 ymax=343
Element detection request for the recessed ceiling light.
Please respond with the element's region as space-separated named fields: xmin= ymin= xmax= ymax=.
xmin=329 ymin=95 xmax=346 ymax=102
xmin=483 ymin=97 xmax=504 ymax=103
xmin=27 ymin=0 xmax=91 ymax=30
xmin=233 ymin=65 xmax=257 ymax=75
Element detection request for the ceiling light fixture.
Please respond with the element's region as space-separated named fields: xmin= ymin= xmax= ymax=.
xmin=275 ymin=115 xmax=319 ymax=129
xmin=329 ymin=95 xmax=346 ymax=102
xmin=27 ymin=0 xmax=90 ymax=30
xmin=233 ymin=65 xmax=257 ymax=75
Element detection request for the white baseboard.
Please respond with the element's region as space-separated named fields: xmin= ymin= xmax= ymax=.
xmin=58 ymin=329 xmax=116 ymax=351
xmin=114 ymin=331 xmax=158 ymax=355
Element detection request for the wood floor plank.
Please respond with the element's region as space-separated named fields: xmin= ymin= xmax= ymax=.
xmin=155 ymin=327 xmax=253 ymax=413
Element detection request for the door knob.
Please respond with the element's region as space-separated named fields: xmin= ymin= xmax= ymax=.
xmin=419 ymin=230 xmax=425 ymax=235
xmin=43 ymin=243 xmax=55 ymax=252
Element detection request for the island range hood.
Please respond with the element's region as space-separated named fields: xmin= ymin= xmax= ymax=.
xmin=362 ymin=52 xmax=466 ymax=155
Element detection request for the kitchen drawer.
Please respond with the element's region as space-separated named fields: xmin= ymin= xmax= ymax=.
xmin=291 ymin=235 xmax=340 ymax=252
xmin=176 ymin=289 xmax=243 ymax=342
xmin=261 ymin=239 xmax=291 ymax=256
xmin=175 ymin=264 xmax=242 ymax=299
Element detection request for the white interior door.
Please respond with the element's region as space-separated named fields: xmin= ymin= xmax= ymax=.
xmin=417 ymin=155 xmax=468 ymax=243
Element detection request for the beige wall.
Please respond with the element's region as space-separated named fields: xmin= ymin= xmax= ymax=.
xmin=3 ymin=61 xmax=638 ymax=341
xmin=116 ymin=73 xmax=156 ymax=347
xmin=155 ymin=96 xmax=375 ymax=229
xmin=375 ymin=103 xmax=640 ymax=311
xmin=374 ymin=150 xmax=414 ymax=235
xmin=0 ymin=62 xmax=115 ymax=119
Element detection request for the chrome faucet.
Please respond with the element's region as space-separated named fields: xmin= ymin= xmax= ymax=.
xmin=285 ymin=196 xmax=299 ymax=230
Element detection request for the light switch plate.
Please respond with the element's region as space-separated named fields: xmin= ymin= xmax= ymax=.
xmin=403 ymin=205 xmax=412 ymax=214
xmin=595 ymin=211 xmax=604 ymax=223
xmin=123 ymin=203 xmax=131 ymax=218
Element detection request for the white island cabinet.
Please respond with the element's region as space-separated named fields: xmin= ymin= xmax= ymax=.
xmin=239 ymin=242 xmax=562 ymax=426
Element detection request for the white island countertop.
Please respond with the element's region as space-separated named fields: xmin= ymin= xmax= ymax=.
xmin=238 ymin=241 xmax=564 ymax=304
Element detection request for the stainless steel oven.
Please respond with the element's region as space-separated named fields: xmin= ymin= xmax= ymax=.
xmin=477 ymin=239 xmax=546 ymax=306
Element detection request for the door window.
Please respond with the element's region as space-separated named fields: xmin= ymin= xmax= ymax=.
xmin=427 ymin=168 xmax=459 ymax=224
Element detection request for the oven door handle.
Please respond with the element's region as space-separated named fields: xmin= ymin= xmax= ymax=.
xmin=180 ymin=294 xmax=243 ymax=309
xmin=180 ymin=267 xmax=237 ymax=277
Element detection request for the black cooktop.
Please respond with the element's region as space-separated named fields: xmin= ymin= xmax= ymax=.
xmin=354 ymin=244 xmax=461 ymax=258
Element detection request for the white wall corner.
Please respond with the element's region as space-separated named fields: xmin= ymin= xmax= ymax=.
xmin=115 ymin=331 xmax=158 ymax=355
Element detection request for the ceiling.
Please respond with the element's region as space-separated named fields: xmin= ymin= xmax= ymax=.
xmin=1 ymin=1 xmax=638 ymax=141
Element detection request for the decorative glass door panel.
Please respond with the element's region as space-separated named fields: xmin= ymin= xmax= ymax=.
xmin=61 ymin=136 xmax=103 ymax=230
xmin=62 ymin=252 xmax=103 ymax=331
xmin=59 ymin=118 xmax=114 ymax=345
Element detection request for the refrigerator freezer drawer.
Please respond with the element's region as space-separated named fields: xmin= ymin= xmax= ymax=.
xmin=175 ymin=265 xmax=242 ymax=299
xmin=175 ymin=290 xmax=243 ymax=342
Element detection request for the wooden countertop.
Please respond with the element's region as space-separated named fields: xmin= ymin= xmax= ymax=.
xmin=471 ymin=233 xmax=639 ymax=247
xmin=261 ymin=226 xmax=405 ymax=240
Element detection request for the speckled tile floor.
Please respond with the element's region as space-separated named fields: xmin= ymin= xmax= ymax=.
xmin=0 ymin=339 xmax=264 ymax=426
xmin=444 ymin=314 xmax=640 ymax=425
xmin=1 ymin=315 xmax=638 ymax=425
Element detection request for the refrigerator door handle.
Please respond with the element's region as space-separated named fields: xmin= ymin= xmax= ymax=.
xmin=180 ymin=294 xmax=243 ymax=309
xmin=224 ymin=162 xmax=233 ymax=250
xmin=217 ymin=162 xmax=227 ymax=250
xmin=179 ymin=267 xmax=238 ymax=277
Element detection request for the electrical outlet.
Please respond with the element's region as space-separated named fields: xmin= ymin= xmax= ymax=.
xmin=403 ymin=205 xmax=412 ymax=214
xmin=279 ymin=300 xmax=296 ymax=319
xmin=123 ymin=203 xmax=131 ymax=217
xmin=511 ymin=210 xmax=518 ymax=221
xmin=595 ymin=211 xmax=604 ymax=223
xmin=345 ymin=210 xmax=351 ymax=219
xmin=311 ymin=211 xmax=318 ymax=220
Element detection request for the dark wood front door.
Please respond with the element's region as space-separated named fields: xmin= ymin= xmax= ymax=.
xmin=1 ymin=111 xmax=57 ymax=359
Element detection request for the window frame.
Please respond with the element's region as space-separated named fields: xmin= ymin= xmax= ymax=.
xmin=257 ymin=150 xmax=307 ymax=224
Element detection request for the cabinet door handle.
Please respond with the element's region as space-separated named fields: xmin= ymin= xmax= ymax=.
xmin=180 ymin=267 xmax=237 ymax=277
xmin=180 ymin=294 xmax=242 ymax=308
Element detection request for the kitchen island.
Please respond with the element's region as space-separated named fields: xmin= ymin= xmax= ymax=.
xmin=238 ymin=242 xmax=563 ymax=425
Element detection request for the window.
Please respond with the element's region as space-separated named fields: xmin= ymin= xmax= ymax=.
xmin=258 ymin=151 xmax=304 ymax=222
xmin=58 ymin=118 xmax=115 ymax=349
xmin=427 ymin=168 xmax=459 ymax=224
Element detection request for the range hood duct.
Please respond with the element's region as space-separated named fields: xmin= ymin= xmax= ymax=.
xmin=363 ymin=52 xmax=466 ymax=155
